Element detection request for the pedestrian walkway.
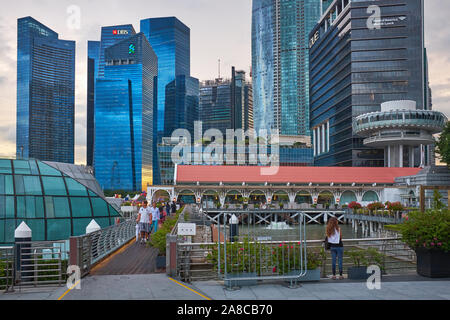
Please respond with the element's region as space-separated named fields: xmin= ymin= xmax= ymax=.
xmin=90 ymin=241 xmax=160 ymax=275
xmin=1 ymin=274 xmax=448 ymax=300
xmin=191 ymin=276 xmax=450 ymax=300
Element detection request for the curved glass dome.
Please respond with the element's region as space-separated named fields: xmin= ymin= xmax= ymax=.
xmin=0 ymin=158 xmax=122 ymax=244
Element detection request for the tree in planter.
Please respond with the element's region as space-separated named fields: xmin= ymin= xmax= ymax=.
xmin=435 ymin=120 xmax=450 ymax=167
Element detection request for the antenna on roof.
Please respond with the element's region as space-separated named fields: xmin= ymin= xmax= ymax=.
xmin=218 ymin=58 xmax=221 ymax=79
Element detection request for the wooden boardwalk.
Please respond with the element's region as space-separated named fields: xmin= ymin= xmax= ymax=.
xmin=90 ymin=241 xmax=161 ymax=275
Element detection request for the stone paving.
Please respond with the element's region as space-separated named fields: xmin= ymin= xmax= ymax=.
xmin=0 ymin=274 xmax=448 ymax=300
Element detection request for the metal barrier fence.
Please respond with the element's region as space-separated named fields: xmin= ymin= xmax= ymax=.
xmin=15 ymin=241 xmax=68 ymax=289
xmin=70 ymin=218 xmax=136 ymax=276
xmin=176 ymin=237 xmax=417 ymax=284
xmin=1 ymin=241 xmax=69 ymax=292
xmin=0 ymin=246 xmax=14 ymax=292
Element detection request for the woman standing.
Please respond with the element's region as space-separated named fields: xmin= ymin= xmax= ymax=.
xmin=326 ymin=217 xmax=344 ymax=279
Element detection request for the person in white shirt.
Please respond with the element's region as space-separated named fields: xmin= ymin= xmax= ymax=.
xmin=136 ymin=201 xmax=151 ymax=244
xmin=149 ymin=202 xmax=160 ymax=234
xmin=326 ymin=217 xmax=344 ymax=279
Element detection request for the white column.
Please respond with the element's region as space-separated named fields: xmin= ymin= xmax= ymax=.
xmin=327 ymin=121 xmax=330 ymax=152
xmin=313 ymin=128 xmax=316 ymax=157
xmin=411 ymin=146 xmax=415 ymax=167
xmin=420 ymin=144 xmax=425 ymax=167
xmin=316 ymin=127 xmax=320 ymax=155
xmin=399 ymin=145 xmax=403 ymax=168
xmin=387 ymin=146 xmax=391 ymax=168
xmin=321 ymin=124 xmax=326 ymax=154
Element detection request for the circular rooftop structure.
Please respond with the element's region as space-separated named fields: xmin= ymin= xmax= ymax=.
xmin=353 ymin=100 xmax=447 ymax=148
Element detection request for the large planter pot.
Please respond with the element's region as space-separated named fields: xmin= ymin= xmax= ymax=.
xmin=415 ymin=248 xmax=450 ymax=278
xmin=347 ymin=266 xmax=370 ymax=280
xmin=156 ymin=255 xmax=166 ymax=269
xmin=224 ymin=272 xmax=257 ymax=287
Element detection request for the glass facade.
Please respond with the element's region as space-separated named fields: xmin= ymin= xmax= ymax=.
xmin=200 ymin=70 xmax=253 ymax=137
xmin=17 ymin=17 xmax=75 ymax=164
xmin=309 ymin=0 xmax=426 ymax=167
xmin=87 ymin=41 xmax=101 ymax=168
xmin=252 ymin=0 xmax=321 ymax=136
xmin=0 ymin=159 xmax=121 ymax=244
xmin=94 ymin=33 xmax=158 ymax=191
xmin=140 ymin=17 xmax=191 ymax=138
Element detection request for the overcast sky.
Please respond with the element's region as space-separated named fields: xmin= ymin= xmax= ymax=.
xmin=0 ymin=0 xmax=449 ymax=164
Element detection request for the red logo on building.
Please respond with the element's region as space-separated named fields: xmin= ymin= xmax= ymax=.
xmin=113 ymin=30 xmax=118 ymax=35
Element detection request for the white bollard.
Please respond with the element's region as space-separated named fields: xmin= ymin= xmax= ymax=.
xmin=86 ymin=220 xmax=101 ymax=234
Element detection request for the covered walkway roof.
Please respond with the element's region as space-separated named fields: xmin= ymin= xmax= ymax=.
xmin=176 ymin=166 xmax=422 ymax=185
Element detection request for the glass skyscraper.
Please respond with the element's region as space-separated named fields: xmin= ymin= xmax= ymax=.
xmin=309 ymin=0 xmax=427 ymax=167
xmin=200 ymin=68 xmax=253 ymax=137
xmin=140 ymin=17 xmax=191 ymax=138
xmin=252 ymin=0 xmax=321 ymax=136
xmin=86 ymin=25 xmax=137 ymax=168
xmin=87 ymin=41 xmax=100 ymax=168
xmin=16 ymin=17 xmax=75 ymax=164
xmin=94 ymin=33 xmax=158 ymax=191
xmin=164 ymin=75 xmax=199 ymax=140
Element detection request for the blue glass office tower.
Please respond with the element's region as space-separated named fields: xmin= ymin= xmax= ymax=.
xmin=309 ymin=0 xmax=427 ymax=167
xmin=140 ymin=17 xmax=191 ymax=138
xmin=94 ymin=33 xmax=158 ymax=191
xmin=17 ymin=17 xmax=75 ymax=164
xmin=252 ymin=0 xmax=321 ymax=136
xmin=87 ymin=25 xmax=136 ymax=168
xmin=164 ymin=75 xmax=199 ymax=139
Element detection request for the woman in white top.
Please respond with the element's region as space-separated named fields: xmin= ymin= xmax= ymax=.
xmin=326 ymin=217 xmax=344 ymax=279
xmin=137 ymin=201 xmax=151 ymax=244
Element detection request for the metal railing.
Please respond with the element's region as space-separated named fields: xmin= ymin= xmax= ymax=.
xmin=0 ymin=246 xmax=14 ymax=292
xmin=70 ymin=218 xmax=136 ymax=276
xmin=176 ymin=237 xmax=417 ymax=283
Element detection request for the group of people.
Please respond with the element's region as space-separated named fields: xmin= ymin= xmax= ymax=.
xmin=135 ymin=200 xmax=178 ymax=244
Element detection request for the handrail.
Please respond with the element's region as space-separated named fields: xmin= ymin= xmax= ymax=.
xmin=70 ymin=218 xmax=136 ymax=276
xmin=178 ymin=237 xmax=401 ymax=247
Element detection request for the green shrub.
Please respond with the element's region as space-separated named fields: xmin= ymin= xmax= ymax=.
xmin=149 ymin=206 xmax=185 ymax=255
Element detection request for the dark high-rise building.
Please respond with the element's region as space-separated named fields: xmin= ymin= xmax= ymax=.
xmin=16 ymin=17 xmax=75 ymax=163
xmin=140 ymin=17 xmax=191 ymax=138
xmin=252 ymin=0 xmax=321 ymax=136
xmin=200 ymin=68 xmax=253 ymax=136
xmin=232 ymin=67 xmax=254 ymax=132
xmin=164 ymin=75 xmax=199 ymax=140
xmin=309 ymin=0 xmax=427 ymax=167
xmin=87 ymin=41 xmax=100 ymax=168
xmin=94 ymin=33 xmax=158 ymax=191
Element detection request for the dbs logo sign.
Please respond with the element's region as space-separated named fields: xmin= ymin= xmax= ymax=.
xmin=113 ymin=30 xmax=129 ymax=35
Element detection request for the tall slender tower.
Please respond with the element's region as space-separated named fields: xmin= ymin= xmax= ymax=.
xmin=17 ymin=17 xmax=75 ymax=163
xmin=252 ymin=0 xmax=321 ymax=136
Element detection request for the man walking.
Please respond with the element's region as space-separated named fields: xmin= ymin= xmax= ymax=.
xmin=149 ymin=202 xmax=160 ymax=234
xmin=136 ymin=201 xmax=151 ymax=244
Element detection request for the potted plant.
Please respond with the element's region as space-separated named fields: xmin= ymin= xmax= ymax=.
xmin=386 ymin=201 xmax=404 ymax=220
xmin=206 ymin=238 xmax=259 ymax=287
xmin=347 ymin=248 xmax=385 ymax=280
xmin=348 ymin=201 xmax=362 ymax=214
xmin=254 ymin=203 xmax=260 ymax=209
xmin=242 ymin=197 xmax=249 ymax=210
xmin=367 ymin=202 xmax=384 ymax=216
xmin=386 ymin=191 xmax=449 ymax=278
xmin=279 ymin=202 xmax=284 ymax=210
